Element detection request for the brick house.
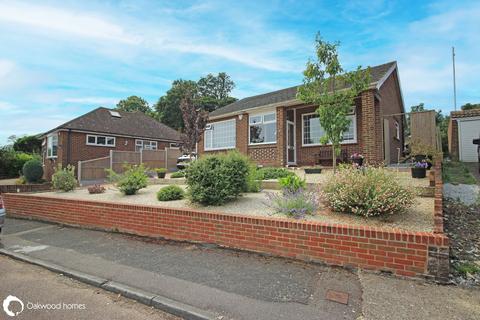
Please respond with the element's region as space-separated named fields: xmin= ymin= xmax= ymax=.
xmin=41 ymin=107 xmax=181 ymax=179
xmin=198 ymin=61 xmax=405 ymax=166
xmin=448 ymin=108 xmax=480 ymax=162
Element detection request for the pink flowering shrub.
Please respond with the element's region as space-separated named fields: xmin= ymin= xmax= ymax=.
xmin=322 ymin=166 xmax=416 ymax=217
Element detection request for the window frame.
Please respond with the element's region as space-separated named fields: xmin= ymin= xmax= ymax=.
xmin=86 ymin=134 xmax=116 ymax=147
xmin=204 ymin=118 xmax=236 ymax=151
xmin=46 ymin=133 xmax=58 ymax=158
xmin=135 ymin=139 xmax=158 ymax=151
xmin=248 ymin=111 xmax=277 ymax=146
xmin=301 ymin=109 xmax=357 ymax=147
xmin=394 ymin=120 xmax=400 ymax=140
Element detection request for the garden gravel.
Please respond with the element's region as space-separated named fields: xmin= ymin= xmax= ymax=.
xmin=36 ymin=184 xmax=434 ymax=232
xmin=443 ymin=183 xmax=480 ymax=206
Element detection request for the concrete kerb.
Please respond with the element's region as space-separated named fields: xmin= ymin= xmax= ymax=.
xmin=0 ymin=249 xmax=217 ymax=320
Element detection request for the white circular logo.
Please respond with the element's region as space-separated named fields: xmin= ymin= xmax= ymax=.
xmin=3 ymin=295 xmax=24 ymax=317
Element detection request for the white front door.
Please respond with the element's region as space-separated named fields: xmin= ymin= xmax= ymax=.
xmin=287 ymin=121 xmax=296 ymax=165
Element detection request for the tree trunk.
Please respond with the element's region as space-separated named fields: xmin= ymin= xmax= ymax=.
xmin=332 ymin=145 xmax=337 ymax=173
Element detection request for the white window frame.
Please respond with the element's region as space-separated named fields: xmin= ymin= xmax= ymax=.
xmin=248 ymin=111 xmax=277 ymax=145
xmin=46 ymin=133 xmax=58 ymax=158
xmin=135 ymin=139 xmax=158 ymax=151
xmin=86 ymin=134 xmax=116 ymax=147
xmin=204 ymin=119 xmax=236 ymax=151
xmin=169 ymin=142 xmax=180 ymax=149
xmin=301 ymin=108 xmax=357 ymax=146
xmin=394 ymin=120 xmax=400 ymax=140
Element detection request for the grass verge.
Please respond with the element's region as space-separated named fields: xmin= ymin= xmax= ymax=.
xmin=442 ymin=161 xmax=477 ymax=185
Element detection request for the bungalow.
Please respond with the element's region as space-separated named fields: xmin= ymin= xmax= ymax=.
xmin=41 ymin=107 xmax=181 ymax=179
xmin=198 ymin=61 xmax=405 ymax=166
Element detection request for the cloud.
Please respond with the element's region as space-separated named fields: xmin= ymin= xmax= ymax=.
xmin=64 ymin=97 xmax=119 ymax=105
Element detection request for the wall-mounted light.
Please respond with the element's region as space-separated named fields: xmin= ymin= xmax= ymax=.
xmin=238 ymin=114 xmax=243 ymax=120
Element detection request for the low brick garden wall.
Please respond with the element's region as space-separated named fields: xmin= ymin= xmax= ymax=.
xmin=0 ymin=183 xmax=51 ymax=195
xmin=3 ymin=162 xmax=448 ymax=281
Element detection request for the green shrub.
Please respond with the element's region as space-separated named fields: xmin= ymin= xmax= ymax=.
xmin=22 ymin=159 xmax=43 ymax=183
xmin=157 ymin=185 xmax=185 ymax=201
xmin=256 ymin=167 xmax=294 ymax=180
xmin=0 ymin=147 xmax=39 ymax=178
xmin=266 ymin=189 xmax=320 ymax=219
xmin=185 ymin=151 xmax=250 ymax=205
xmin=15 ymin=176 xmax=26 ymax=185
xmin=170 ymin=171 xmax=185 ymax=178
xmin=322 ymin=166 xmax=415 ymax=217
xmin=279 ymin=175 xmax=306 ymax=193
xmin=52 ymin=165 xmax=77 ymax=192
xmin=245 ymin=165 xmax=261 ymax=193
xmin=116 ymin=164 xmax=148 ymax=195
xmin=155 ymin=168 xmax=167 ymax=173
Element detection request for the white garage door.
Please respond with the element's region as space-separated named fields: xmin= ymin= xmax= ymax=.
xmin=459 ymin=118 xmax=480 ymax=162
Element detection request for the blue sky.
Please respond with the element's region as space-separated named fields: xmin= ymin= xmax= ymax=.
xmin=0 ymin=0 xmax=479 ymax=145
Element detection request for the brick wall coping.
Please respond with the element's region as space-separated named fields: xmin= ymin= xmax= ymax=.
xmin=4 ymin=192 xmax=448 ymax=247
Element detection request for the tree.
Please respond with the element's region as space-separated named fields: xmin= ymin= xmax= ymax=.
xmin=154 ymin=80 xmax=197 ymax=130
xmin=461 ymin=103 xmax=480 ymax=110
xmin=116 ymin=96 xmax=151 ymax=114
xmin=297 ymin=34 xmax=370 ymax=171
xmin=179 ymin=88 xmax=208 ymax=153
xmin=197 ymin=72 xmax=237 ymax=112
xmin=13 ymin=135 xmax=42 ymax=153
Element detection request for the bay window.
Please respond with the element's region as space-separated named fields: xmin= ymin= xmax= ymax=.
xmin=302 ymin=109 xmax=357 ymax=145
xmin=47 ymin=134 xmax=58 ymax=158
xmin=249 ymin=112 xmax=276 ymax=144
xmin=204 ymin=119 xmax=236 ymax=150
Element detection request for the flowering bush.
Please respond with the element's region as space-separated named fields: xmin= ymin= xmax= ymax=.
xmin=350 ymin=152 xmax=364 ymax=160
xmin=322 ymin=166 xmax=415 ymax=217
xmin=88 ymin=184 xmax=106 ymax=194
xmin=265 ymin=189 xmax=321 ymax=219
xmin=413 ymin=161 xmax=428 ymax=169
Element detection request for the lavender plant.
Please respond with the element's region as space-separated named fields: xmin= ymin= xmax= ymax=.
xmin=265 ymin=188 xmax=321 ymax=219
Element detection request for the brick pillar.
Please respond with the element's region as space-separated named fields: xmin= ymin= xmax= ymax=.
xmin=450 ymin=119 xmax=459 ymax=161
xmin=276 ymin=107 xmax=286 ymax=167
xmin=361 ymin=90 xmax=383 ymax=164
xmin=236 ymin=114 xmax=248 ymax=156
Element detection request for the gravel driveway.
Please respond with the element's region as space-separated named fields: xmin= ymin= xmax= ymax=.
xmin=443 ymin=183 xmax=480 ymax=206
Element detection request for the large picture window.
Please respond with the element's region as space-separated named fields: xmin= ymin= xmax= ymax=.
xmin=204 ymin=119 xmax=236 ymax=151
xmin=302 ymin=110 xmax=357 ymax=146
xmin=86 ymin=134 xmax=116 ymax=147
xmin=249 ymin=112 xmax=276 ymax=144
xmin=47 ymin=134 xmax=58 ymax=158
xmin=136 ymin=139 xmax=158 ymax=151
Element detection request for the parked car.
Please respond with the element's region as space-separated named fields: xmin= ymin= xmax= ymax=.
xmin=177 ymin=153 xmax=197 ymax=170
xmin=473 ymin=137 xmax=480 ymax=173
xmin=0 ymin=196 xmax=5 ymax=233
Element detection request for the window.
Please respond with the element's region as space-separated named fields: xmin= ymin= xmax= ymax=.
xmin=169 ymin=143 xmax=180 ymax=148
xmin=47 ymin=134 xmax=58 ymax=158
xmin=394 ymin=121 xmax=400 ymax=140
xmin=302 ymin=110 xmax=357 ymax=145
xmin=135 ymin=140 xmax=158 ymax=151
xmin=249 ymin=112 xmax=276 ymax=144
xmin=204 ymin=119 xmax=236 ymax=150
xmin=86 ymin=135 xmax=116 ymax=147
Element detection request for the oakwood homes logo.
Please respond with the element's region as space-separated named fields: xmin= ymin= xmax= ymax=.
xmin=2 ymin=295 xmax=86 ymax=317
xmin=2 ymin=295 xmax=24 ymax=317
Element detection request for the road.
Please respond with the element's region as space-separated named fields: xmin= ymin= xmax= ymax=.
xmin=0 ymin=255 xmax=178 ymax=320
xmin=1 ymin=217 xmax=479 ymax=320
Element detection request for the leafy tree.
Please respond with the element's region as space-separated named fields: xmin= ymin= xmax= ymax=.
xmin=154 ymin=80 xmax=197 ymax=130
xmin=197 ymin=72 xmax=235 ymax=100
xmin=116 ymin=96 xmax=151 ymax=114
xmin=461 ymin=103 xmax=480 ymax=110
xmin=179 ymin=88 xmax=208 ymax=153
xmin=13 ymin=135 xmax=42 ymax=153
xmin=297 ymin=34 xmax=370 ymax=171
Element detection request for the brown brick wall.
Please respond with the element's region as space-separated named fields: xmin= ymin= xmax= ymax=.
xmin=43 ymin=131 xmax=170 ymax=180
xmin=378 ymin=71 xmax=405 ymax=163
xmin=449 ymin=119 xmax=459 ymax=161
xmin=3 ymin=191 xmax=449 ymax=280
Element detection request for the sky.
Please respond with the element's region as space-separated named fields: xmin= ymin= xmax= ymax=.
xmin=0 ymin=0 xmax=479 ymax=145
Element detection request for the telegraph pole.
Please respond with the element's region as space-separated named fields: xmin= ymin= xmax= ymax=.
xmin=452 ymin=46 xmax=457 ymax=111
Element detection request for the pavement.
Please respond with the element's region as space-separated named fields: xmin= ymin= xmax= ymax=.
xmin=0 ymin=255 xmax=179 ymax=320
xmin=0 ymin=217 xmax=479 ymax=320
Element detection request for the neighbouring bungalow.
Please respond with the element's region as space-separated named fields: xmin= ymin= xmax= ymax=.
xmin=448 ymin=108 xmax=480 ymax=162
xmin=41 ymin=107 xmax=181 ymax=179
xmin=198 ymin=61 xmax=405 ymax=166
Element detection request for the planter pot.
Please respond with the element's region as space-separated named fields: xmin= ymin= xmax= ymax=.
xmin=305 ymin=168 xmax=322 ymax=174
xmin=411 ymin=167 xmax=426 ymax=179
xmin=157 ymin=172 xmax=166 ymax=179
xmin=352 ymin=158 xmax=364 ymax=166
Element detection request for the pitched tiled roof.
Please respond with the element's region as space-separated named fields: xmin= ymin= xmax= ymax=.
xmin=451 ymin=109 xmax=480 ymax=118
xmin=46 ymin=107 xmax=181 ymax=141
xmin=210 ymin=61 xmax=397 ymax=118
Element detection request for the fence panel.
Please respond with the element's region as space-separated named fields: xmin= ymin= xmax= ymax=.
xmin=111 ymin=151 xmax=140 ymax=173
xmin=166 ymin=148 xmax=182 ymax=171
xmin=411 ymin=110 xmax=437 ymax=148
xmin=79 ymin=156 xmax=110 ymax=181
xmin=142 ymin=150 xmax=166 ymax=170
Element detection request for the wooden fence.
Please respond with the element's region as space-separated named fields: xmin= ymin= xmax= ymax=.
xmin=78 ymin=148 xmax=182 ymax=183
xmin=410 ymin=110 xmax=441 ymax=152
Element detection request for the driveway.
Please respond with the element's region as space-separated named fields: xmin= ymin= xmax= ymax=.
xmin=1 ymin=218 xmax=479 ymax=320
